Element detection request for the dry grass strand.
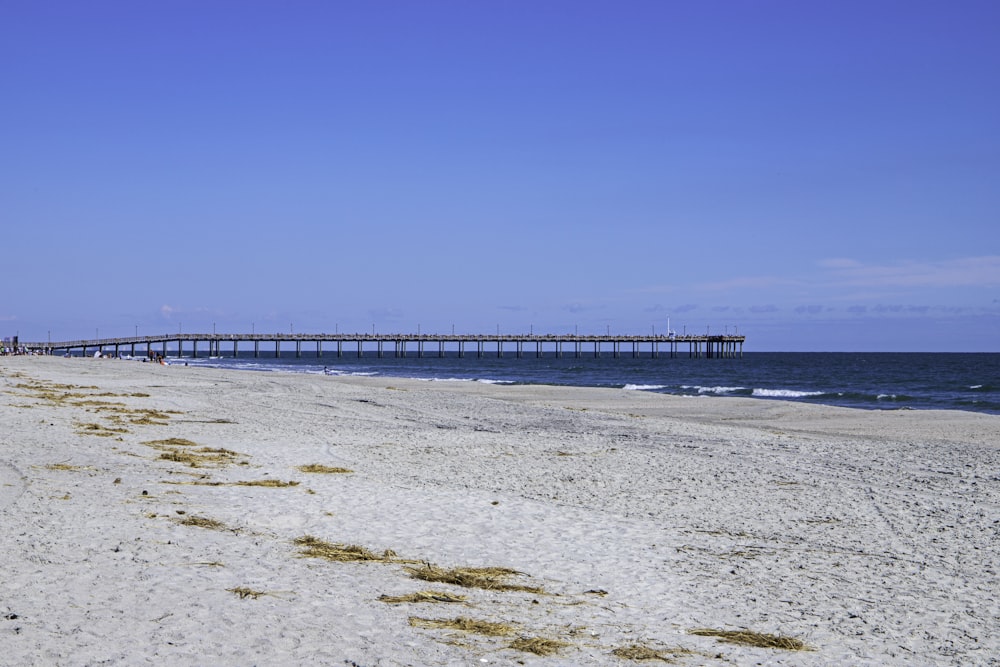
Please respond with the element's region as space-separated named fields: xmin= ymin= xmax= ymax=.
xmin=144 ymin=437 xmax=200 ymax=447
xmin=379 ymin=591 xmax=467 ymax=604
xmin=296 ymin=464 xmax=353 ymax=474
xmin=404 ymin=563 xmax=544 ymax=594
xmin=177 ymin=515 xmax=228 ymax=530
xmin=227 ymin=587 xmax=266 ymax=599
xmin=234 ymin=479 xmax=300 ymax=488
xmin=293 ymin=535 xmax=397 ymax=562
xmin=688 ymin=628 xmax=810 ymax=651
xmin=611 ymin=644 xmax=680 ymax=661
xmin=408 ymin=616 xmax=516 ymax=637
xmin=509 ymin=636 xmax=570 ymax=656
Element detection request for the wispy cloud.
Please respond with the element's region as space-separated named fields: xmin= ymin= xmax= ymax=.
xmin=368 ymin=307 xmax=403 ymax=321
xmin=696 ymin=275 xmax=800 ymax=292
xmin=564 ymin=302 xmax=600 ymax=314
xmin=818 ymin=256 xmax=1000 ymax=288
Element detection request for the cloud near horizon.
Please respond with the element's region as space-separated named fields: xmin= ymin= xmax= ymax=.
xmin=818 ymin=256 xmax=1000 ymax=288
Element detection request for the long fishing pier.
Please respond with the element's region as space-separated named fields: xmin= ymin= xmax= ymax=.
xmin=27 ymin=332 xmax=745 ymax=359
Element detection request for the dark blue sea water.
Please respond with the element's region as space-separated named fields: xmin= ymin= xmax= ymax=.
xmin=153 ymin=351 xmax=1000 ymax=415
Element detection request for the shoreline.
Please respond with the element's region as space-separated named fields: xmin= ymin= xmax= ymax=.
xmin=2 ymin=356 xmax=998 ymax=665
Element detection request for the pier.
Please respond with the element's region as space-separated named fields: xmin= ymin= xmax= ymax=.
xmin=25 ymin=332 xmax=745 ymax=360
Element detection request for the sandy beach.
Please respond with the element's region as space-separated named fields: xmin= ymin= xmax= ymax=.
xmin=1 ymin=355 xmax=997 ymax=666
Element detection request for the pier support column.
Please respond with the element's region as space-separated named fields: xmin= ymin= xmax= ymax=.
xmin=275 ymin=340 xmax=280 ymax=358
xmin=317 ymin=341 xmax=322 ymax=357
xmin=296 ymin=341 xmax=301 ymax=358
xmin=254 ymin=341 xmax=259 ymax=358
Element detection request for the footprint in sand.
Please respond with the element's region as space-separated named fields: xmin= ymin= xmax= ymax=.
xmin=0 ymin=461 xmax=28 ymax=509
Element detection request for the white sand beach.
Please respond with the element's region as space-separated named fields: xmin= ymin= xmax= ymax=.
xmin=1 ymin=355 xmax=997 ymax=666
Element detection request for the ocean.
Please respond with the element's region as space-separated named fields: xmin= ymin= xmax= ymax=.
xmin=150 ymin=351 xmax=1000 ymax=415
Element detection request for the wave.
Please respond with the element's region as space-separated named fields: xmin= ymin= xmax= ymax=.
xmin=752 ymin=388 xmax=826 ymax=398
xmin=623 ymin=384 xmax=668 ymax=391
xmin=684 ymin=385 xmax=747 ymax=396
xmin=419 ymin=377 xmax=514 ymax=385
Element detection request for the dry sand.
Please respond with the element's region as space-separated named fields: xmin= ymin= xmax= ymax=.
xmin=1 ymin=355 xmax=997 ymax=666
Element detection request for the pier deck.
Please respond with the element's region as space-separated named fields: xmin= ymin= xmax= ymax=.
xmin=24 ymin=332 xmax=744 ymax=359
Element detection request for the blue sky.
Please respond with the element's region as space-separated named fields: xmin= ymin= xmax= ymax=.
xmin=3 ymin=1 xmax=998 ymax=351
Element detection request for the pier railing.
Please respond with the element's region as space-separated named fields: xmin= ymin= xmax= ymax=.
xmin=21 ymin=332 xmax=745 ymax=359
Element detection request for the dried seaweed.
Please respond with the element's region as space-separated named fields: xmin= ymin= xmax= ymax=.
xmin=404 ymin=563 xmax=544 ymax=594
xmin=234 ymin=479 xmax=300 ymax=488
xmin=228 ymin=587 xmax=266 ymax=599
xmin=144 ymin=438 xmax=200 ymax=447
xmin=379 ymin=591 xmax=467 ymax=604
xmin=611 ymin=644 xmax=686 ymax=661
xmin=296 ymin=464 xmax=353 ymax=474
xmin=293 ymin=535 xmax=397 ymax=562
xmin=509 ymin=636 xmax=569 ymax=656
xmin=177 ymin=515 xmax=228 ymax=530
xmin=689 ymin=628 xmax=810 ymax=651
xmin=408 ymin=616 xmax=516 ymax=637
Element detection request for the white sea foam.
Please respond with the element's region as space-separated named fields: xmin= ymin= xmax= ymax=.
xmin=419 ymin=377 xmax=513 ymax=385
xmin=696 ymin=386 xmax=745 ymax=395
xmin=623 ymin=384 xmax=667 ymax=391
xmin=753 ymin=388 xmax=825 ymax=398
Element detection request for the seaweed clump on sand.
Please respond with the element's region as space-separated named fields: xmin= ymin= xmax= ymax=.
xmin=296 ymin=464 xmax=353 ymax=474
xmin=689 ymin=628 xmax=810 ymax=651
xmin=611 ymin=644 xmax=691 ymax=661
xmin=378 ymin=591 xmax=467 ymax=604
xmin=408 ymin=616 xmax=516 ymax=637
xmin=403 ymin=563 xmax=545 ymax=594
xmin=293 ymin=535 xmax=400 ymax=563
xmin=509 ymin=636 xmax=570 ymax=656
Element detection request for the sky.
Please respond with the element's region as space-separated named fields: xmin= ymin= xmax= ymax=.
xmin=3 ymin=1 xmax=998 ymax=351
